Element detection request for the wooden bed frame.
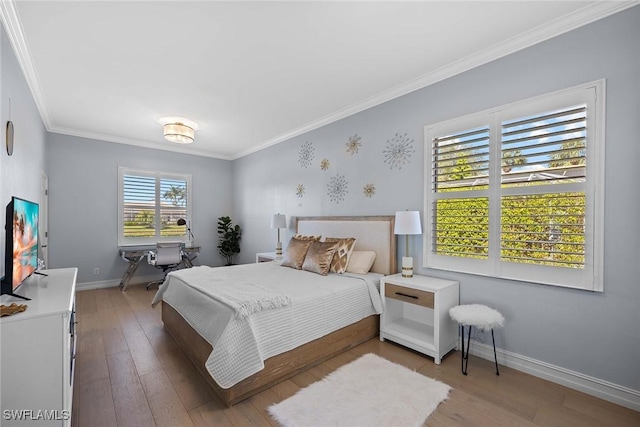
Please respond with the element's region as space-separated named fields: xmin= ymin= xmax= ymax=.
xmin=161 ymin=215 xmax=396 ymax=406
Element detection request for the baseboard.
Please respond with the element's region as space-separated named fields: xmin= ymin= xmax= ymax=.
xmin=463 ymin=338 xmax=640 ymax=412
xmin=76 ymin=274 xmax=161 ymax=291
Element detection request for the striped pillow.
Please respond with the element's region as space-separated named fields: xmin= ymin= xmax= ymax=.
xmin=324 ymin=237 xmax=356 ymax=274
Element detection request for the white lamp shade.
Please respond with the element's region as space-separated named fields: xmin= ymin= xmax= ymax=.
xmin=271 ymin=214 xmax=286 ymax=229
xmin=394 ymin=210 xmax=422 ymax=235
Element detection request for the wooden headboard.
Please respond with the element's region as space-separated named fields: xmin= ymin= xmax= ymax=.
xmin=295 ymin=215 xmax=397 ymax=276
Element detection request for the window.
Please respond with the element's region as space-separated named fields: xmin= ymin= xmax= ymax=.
xmin=118 ymin=167 xmax=192 ymax=246
xmin=424 ymin=81 xmax=604 ymax=291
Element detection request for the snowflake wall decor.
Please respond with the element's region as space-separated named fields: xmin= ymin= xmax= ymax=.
xmin=298 ymin=141 xmax=315 ymax=168
xmin=296 ymin=184 xmax=305 ymax=198
xmin=327 ymin=174 xmax=348 ymax=204
xmin=346 ymin=134 xmax=362 ymax=155
xmin=363 ymin=183 xmax=376 ymax=198
xmin=320 ymin=158 xmax=330 ymax=171
xmin=383 ymin=132 xmax=415 ymax=170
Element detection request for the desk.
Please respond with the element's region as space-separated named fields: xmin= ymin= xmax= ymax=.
xmin=118 ymin=246 xmax=200 ymax=291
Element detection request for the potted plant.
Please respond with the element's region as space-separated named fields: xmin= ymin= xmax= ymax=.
xmin=217 ymin=216 xmax=242 ymax=265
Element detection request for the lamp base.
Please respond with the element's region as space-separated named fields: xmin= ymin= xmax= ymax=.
xmin=402 ymin=256 xmax=413 ymax=278
xmin=275 ymin=242 xmax=282 ymax=256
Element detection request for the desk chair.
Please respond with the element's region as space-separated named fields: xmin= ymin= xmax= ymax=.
xmin=146 ymin=242 xmax=183 ymax=290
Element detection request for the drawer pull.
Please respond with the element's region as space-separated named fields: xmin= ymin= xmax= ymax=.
xmin=395 ymin=291 xmax=418 ymax=299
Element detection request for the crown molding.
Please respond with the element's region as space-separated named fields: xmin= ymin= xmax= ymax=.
xmin=48 ymin=126 xmax=233 ymax=161
xmin=2 ymin=1 xmax=637 ymax=160
xmin=0 ymin=0 xmax=52 ymax=128
xmin=232 ymin=1 xmax=638 ymax=160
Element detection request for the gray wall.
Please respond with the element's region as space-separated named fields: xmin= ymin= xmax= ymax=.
xmin=0 ymin=25 xmax=47 ymax=279
xmin=233 ymin=7 xmax=640 ymax=392
xmin=46 ymin=133 xmax=233 ymax=283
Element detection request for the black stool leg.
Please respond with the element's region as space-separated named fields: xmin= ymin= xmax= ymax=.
xmin=460 ymin=324 xmax=465 ymax=374
xmin=462 ymin=324 xmax=472 ymax=375
xmin=492 ymin=329 xmax=500 ymax=375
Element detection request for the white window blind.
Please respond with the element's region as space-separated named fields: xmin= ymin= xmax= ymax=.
xmin=432 ymin=126 xmax=490 ymax=259
xmin=500 ymin=105 xmax=586 ymax=269
xmin=424 ymin=81 xmax=604 ymax=291
xmin=118 ymin=168 xmax=192 ymax=246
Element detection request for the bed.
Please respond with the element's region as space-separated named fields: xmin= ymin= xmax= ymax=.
xmin=155 ymin=215 xmax=396 ymax=406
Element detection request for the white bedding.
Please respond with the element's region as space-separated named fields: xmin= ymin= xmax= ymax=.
xmin=152 ymin=262 xmax=383 ymax=388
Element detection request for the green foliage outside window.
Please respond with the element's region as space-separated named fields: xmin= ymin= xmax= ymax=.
xmin=434 ymin=198 xmax=489 ymax=259
xmin=500 ymin=193 xmax=585 ymax=267
xmin=124 ymin=210 xmax=185 ymax=238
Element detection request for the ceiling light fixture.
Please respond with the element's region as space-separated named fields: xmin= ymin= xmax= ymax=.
xmin=163 ymin=122 xmax=194 ymax=144
xmin=159 ymin=117 xmax=198 ymax=144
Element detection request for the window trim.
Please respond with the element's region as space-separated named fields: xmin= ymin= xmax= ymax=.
xmin=118 ymin=167 xmax=193 ymax=247
xmin=423 ymin=80 xmax=605 ymax=291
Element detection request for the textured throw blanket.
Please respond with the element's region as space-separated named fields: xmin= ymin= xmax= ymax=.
xmin=152 ymin=266 xmax=291 ymax=318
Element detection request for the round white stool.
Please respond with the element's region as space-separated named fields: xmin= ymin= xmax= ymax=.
xmin=449 ymin=304 xmax=504 ymax=375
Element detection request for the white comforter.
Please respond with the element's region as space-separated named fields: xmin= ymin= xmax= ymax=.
xmin=152 ymin=262 xmax=383 ymax=388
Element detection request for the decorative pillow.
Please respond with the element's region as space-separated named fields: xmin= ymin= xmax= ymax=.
xmin=302 ymin=241 xmax=339 ymax=276
xmin=293 ymin=234 xmax=322 ymax=241
xmin=324 ymin=237 xmax=356 ymax=274
xmin=346 ymin=251 xmax=377 ymax=274
xmin=281 ymin=238 xmax=313 ymax=269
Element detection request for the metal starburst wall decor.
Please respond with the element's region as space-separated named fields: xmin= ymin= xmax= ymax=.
xmin=363 ymin=183 xmax=376 ymax=198
xmin=346 ymin=134 xmax=362 ymax=155
xmin=327 ymin=174 xmax=348 ymax=204
xmin=383 ymin=132 xmax=415 ymax=170
xmin=296 ymin=184 xmax=305 ymax=198
xmin=298 ymin=141 xmax=315 ymax=168
xmin=320 ymin=159 xmax=330 ymax=171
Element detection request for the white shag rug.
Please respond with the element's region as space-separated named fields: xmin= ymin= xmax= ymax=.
xmin=268 ymin=353 xmax=450 ymax=427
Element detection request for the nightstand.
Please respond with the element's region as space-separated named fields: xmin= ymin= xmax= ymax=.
xmin=256 ymin=252 xmax=278 ymax=263
xmin=380 ymin=274 xmax=459 ymax=364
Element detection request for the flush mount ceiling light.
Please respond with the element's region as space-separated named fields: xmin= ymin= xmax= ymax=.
xmin=164 ymin=122 xmax=194 ymax=143
xmin=159 ymin=117 xmax=198 ymax=144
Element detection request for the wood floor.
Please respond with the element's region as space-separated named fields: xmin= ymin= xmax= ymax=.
xmin=72 ymin=284 xmax=640 ymax=427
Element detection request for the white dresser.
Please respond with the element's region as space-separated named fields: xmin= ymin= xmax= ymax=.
xmin=1 ymin=268 xmax=78 ymax=427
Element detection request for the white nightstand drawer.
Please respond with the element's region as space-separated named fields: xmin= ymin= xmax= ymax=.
xmin=385 ymin=282 xmax=434 ymax=309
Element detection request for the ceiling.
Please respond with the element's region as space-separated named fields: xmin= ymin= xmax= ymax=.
xmin=1 ymin=1 xmax=635 ymax=160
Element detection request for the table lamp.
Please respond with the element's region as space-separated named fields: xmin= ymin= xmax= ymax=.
xmin=271 ymin=213 xmax=286 ymax=257
xmin=394 ymin=210 xmax=422 ymax=278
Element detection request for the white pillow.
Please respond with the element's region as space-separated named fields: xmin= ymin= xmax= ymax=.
xmin=346 ymin=251 xmax=376 ymax=274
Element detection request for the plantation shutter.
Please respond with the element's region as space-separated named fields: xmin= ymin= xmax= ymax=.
xmin=123 ymin=173 xmax=157 ymax=239
xmin=425 ymin=81 xmax=603 ymax=291
xmin=159 ymin=177 xmax=188 ymax=237
xmin=119 ymin=168 xmax=191 ymax=246
xmin=499 ymin=105 xmax=587 ymax=269
xmin=430 ymin=125 xmax=490 ymax=260
xmin=433 ymin=126 xmax=490 ymax=192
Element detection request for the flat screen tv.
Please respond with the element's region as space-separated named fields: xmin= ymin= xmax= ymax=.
xmin=1 ymin=197 xmax=40 ymax=300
